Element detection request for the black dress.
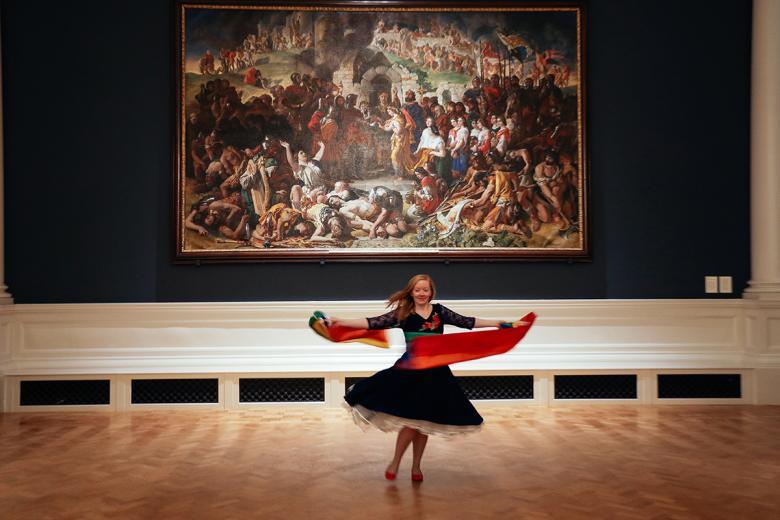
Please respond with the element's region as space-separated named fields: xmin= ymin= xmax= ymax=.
xmin=344 ymin=303 xmax=483 ymax=436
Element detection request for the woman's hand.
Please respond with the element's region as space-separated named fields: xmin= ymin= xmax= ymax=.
xmin=324 ymin=316 xmax=344 ymax=327
xmin=495 ymin=318 xmax=531 ymax=329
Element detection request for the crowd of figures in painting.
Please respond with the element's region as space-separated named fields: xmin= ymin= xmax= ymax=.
xmin=183 ymin=11 xmax=581 ymax=250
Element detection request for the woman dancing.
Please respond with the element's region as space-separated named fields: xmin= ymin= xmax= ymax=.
xmin=327 ymin=274 xmax=526 ymax=482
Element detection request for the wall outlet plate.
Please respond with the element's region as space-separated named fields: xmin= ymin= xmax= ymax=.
xmin=719 ymin=276 xmax=733 ymax=293
xmin=705 ymin=276 xmax=719 ymax=294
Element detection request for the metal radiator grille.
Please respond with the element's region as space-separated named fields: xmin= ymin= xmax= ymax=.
xmin=239 ymin=378 xmax=324 ymax=402
xmin=20 ymin=380 xmax=110 ymax=406
xmin=555 ymin=375 xmax=637 ymax=399
xmin=658 ymin=374 xmax=741 ymax=398
xmin=131 ymin=379 xmax=218 ymax=404
xmin=458 ymin=375 xmax=534 ymax=400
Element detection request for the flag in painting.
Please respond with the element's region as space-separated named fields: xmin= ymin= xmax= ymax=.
xmin=496 ymin=31 xmax=534 ymax=62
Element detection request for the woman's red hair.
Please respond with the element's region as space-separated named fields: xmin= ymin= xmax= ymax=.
xmin=387 ymin=274 xmax=436 ymax=322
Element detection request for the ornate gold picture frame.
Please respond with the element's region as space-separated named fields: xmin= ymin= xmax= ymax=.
xmin=174 ymin=1 xmax=587 ymax=262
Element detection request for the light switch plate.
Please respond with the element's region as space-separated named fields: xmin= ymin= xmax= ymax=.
xmin=719 ymin=276 xmax=733 ymax=293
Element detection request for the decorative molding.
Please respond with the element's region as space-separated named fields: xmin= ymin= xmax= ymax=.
xmin=0 ymin=299 xmax=772 ymax=373
xmin=1 ymin=299 xmax=779 ymax=408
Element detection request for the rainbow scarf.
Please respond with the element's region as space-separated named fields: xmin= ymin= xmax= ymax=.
xmin=396 ymin=312 xmax=536 ymax=369
xmin=308 ymin=311 xmax=390 ymax=348
xmin=309 ymin=310 xmax=536 ymax=369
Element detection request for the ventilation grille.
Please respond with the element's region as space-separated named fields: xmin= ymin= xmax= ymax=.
xmin=131 ymin=379 xmax=218 ymax=404
xmin=240 ymin=378 xmax=324 ymax=402
xmin=555 ymin=375 xmax=637 ymax=399
xmin=458 ymin=375 xmax=534 ymax=400
xmin=20 ymin=380 xmax=110 ymax=406
xmin=658 ymin=374 xmax=741 ymax=399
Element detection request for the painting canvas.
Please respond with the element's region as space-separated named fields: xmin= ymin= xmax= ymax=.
xmin=175 ymin=2 xmax=587 ymax=261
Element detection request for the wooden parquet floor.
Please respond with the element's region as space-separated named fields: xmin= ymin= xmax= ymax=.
xmin=0 ymin=405 xmax=778 ymax=520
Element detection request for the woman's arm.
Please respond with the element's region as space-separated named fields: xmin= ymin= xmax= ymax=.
xmin=440 ymin=305 xmax=529 ymax=329
xmin=328 ymin=309 xmax=397 ymax=330
xmin=327 ymin=317 xmax=370 ymax=329
xmin=474 ymin=317 xmax=531 ymax=328
xmin=474 ymin=318 xmax=502 ymax=328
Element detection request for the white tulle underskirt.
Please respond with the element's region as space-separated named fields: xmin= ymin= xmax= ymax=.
xmin=344 ymin=402 xmax=483 ymax=438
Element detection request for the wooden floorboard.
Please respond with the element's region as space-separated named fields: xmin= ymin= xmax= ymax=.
xmin=1 ymin=405 xmax=778 ymax=519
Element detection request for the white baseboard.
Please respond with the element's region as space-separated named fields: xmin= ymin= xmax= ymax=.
xmin=2 ymin=369 xmax=753 ymax=412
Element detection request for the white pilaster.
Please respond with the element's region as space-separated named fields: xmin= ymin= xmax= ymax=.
xmin=745 ymin=0 xmax=780 ymax=300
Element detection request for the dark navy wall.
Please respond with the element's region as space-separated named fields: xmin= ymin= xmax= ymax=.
xmin=2 ymin=0 xmax=751 ymax=303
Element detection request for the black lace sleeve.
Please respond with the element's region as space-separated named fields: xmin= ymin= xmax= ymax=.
xmin=366 ymin=310 xmax=399 ymax=330
xmin=438 ymin=304 xmax=476 ymax=329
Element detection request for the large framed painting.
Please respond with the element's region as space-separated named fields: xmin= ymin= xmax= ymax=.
xmin=174 ymin=1 xmax=587 ymax=262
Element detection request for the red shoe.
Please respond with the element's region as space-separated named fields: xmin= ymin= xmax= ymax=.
xmin=411 ymin=472 xmax=424 ymax=482
xmin=385 ymin=470 xmax=396 ymax=481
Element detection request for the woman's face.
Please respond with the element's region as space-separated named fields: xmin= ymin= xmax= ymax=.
xmin=412 ymin=280 xmax=432 ymax=306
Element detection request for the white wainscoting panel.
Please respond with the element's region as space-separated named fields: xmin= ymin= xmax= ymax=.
xmin=1 ymin=299 xmax=779 ymax=409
